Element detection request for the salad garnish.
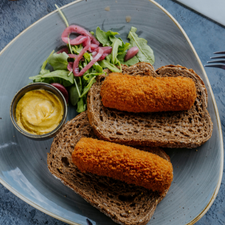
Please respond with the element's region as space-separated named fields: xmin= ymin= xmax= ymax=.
xmin=29 ymin=5 xmax=155 ymax=113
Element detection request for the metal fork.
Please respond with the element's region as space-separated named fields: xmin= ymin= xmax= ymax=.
xmin=205 ymin=51 xmax=225 ymax=69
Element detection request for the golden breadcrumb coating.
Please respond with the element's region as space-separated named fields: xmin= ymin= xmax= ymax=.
xmin=100 ymin=73 xmax=197 ymax=112
xmin=72 ymin=138 xmax=173 ymax=193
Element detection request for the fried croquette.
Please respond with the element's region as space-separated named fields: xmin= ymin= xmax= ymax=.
xmin=100 ymin=73 xmax=197 ymax=113
xmin=72 ymin=138 xmax=173 ymax=193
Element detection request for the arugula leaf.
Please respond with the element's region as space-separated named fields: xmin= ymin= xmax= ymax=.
xmin=118 ymin=40 xmax=130 ymax=55
xmin=117 ymin=52 xmax=139 ymax=66
xmin=74 ymin=77 xmax=82 ymax=97
xmin=67 ymin=38 xmax=73 ymax=54
xmin=83 ymin=52 xmax=91 ymax=62
xmin=92 ymin=61 xmax=104 ymax=74
xmin=72 ymin=45 xmax=83 ymax=54
xmin=55 ymin=4 xmax=69 ymax=27
xmin=128 ymin=27 xmax=155 ymax=64
xmin=95 ymin=27 xmax=119 ymax=46
xmin=69 ymin=85 xmax=79 ymax=106
xmin=39 ymin=50 xmax=54 ymax=75
xmin=111 ymin=38 xmax=122 ymax=64
xmin=48 ymin=52 xmax=68 ymax=70
xmin=80 ymin=76 xmax=96 ymax=98
xmin=29 ymin=70 xmax=74 ymax=87
xmin=77 ymin=96 xmax=86 ymax=113
xmin=99 ymin=59 xmax=121 ymax=73
xmin=83 ymin=72 xmax=104 ymax=81
xmin=70 ymin=77 xmax=83 ymax=106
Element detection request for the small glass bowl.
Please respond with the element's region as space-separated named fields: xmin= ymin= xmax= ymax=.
xmin=10 ymin=82 xmax=67 ymax=140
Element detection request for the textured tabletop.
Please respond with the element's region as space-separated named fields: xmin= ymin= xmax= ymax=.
xmin=0 ymin=0 xmax=224 ymax=224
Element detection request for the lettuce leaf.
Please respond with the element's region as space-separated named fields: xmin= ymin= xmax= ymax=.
xmin=72 ymin=45 xmax=83 ymax=54
xmin=110 ymin=37 xmax=123 ymax=64
xmin=118 ymin=40 xmax=130 ymax=55
xmin=128 ymin=27 xmax=155 ymax=64
xmin=95 ymin=27 xmax=119 ymax=46
xmin=29 ymin=70 xmax=74 ymax=87
xmin=48 ymin=52 xmax=68 ymax=70
xmin=117 ymin=52 xmax=139 ymax=66
xmin=76 ymin=96 xmax=86 ymax=113
xmin=39 ymin=50 xmax=54 ymax=75
xmin=99 ymin=59 xmax=121 ymax=73
xmin=80 ymin=76 xmax=96 ymax=98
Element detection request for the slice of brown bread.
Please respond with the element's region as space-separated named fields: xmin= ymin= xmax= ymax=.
xmin=87 ymin=62 xmax=213 ymax=148
xmin=47 ymin=111 xmax=171 ymax=225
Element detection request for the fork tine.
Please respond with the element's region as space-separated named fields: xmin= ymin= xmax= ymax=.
xmin=214 ymin=51 xmax=225 ymax=54
xmin=204 ymin=64 xmax=225 ymax=69
xmin=210 ymin=55 xmax=225 ymax=59
xmin=207 ymin=59 xmax=225 ymax=64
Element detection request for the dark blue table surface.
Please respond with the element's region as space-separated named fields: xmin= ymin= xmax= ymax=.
xmin=0 ymin=0 xmax=224 ymax=224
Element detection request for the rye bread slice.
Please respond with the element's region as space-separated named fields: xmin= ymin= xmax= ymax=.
xmin=47 ymin=111 xmax=171 ymax=225
xmin=87 ymin=62 xmax=213 ymax=148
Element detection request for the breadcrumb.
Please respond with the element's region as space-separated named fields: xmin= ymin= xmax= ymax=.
xmin=72 ymin=138 xmax=173 ymax=193
xmin=100 ymin=73 xmax=197 ymax=112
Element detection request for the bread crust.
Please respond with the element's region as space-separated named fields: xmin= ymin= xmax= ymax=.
xmin=87 ymin=63 xmax=213 ymax=148
xmin=47 ymin=112 xmax=171 ymax=225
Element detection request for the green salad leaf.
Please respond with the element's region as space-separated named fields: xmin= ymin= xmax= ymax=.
xmin=29 ymin=70 xmax=74 ymax=87
xmin=29 ymin=17 xmax=155 ymax=114
xmin=77 ymin=96 xmax=86 ymax=113
xmin=99 ymin=59 xmax=121 ymax=73
xmin=80 ymin=76 xmax=96 ymax=98
xmin=55 ymin=4 xmax=69 ymax=27
xmin=95 ymin=27 xmax=119 ymax=46
xmin=118 ymin=40 xmax=130 ymax=55
xmin=92 ymin=62 xmax=104 ymax=73
xmin=69 ymin=85 xmax=79 ymax=106
xmin=39 ymin=50 xmax=54 ymax=75
xmin=111 ymin=38 xmax=123 ymax=64
xmin=48 ymin=52 xmax=68 ymax=70
xmin=128 ymin=27 xmax=155 ymax=64
xmin=72 ymin=45 xmax=83 ymax=54
xmin=117 ymin=52 xmax=139 ymax=66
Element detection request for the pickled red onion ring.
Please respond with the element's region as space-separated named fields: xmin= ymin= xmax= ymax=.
xmin=67 ymin=35 xmax=87 ymax=46
xmin=100 ymin=46 xmax=113 ymax=54
xmin=61 ymin=25 xmax=99 ymax=46
xmin=51 ymin=83 xmax=69 ymax=103
xmin=57 ymin=47 xmax=69 ymax=54
xmin=90 ymin=44 xmax=99 ymax=51
xmin=124 ymin=46 xmax=139 ymax=61
xmin=73 ymin=47 xmax=104 ymax=77
xmin=68 ymin=54 xmax=78 ymax=59
xmin=98 ymin=53 xmax=109 ymax=61
xmin=73 ymin=44 xmax=90 ymax=76
xmin=92 ymin=46 xmax=112 ymax=60
xmin=67 ymin=62 xmax=73 ymax=72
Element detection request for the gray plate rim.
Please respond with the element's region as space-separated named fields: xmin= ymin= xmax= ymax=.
xmin=0 ymin=0 xmax=223 ymax=225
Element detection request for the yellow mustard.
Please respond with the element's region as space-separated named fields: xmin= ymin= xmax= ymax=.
xmin=16 ymin=89 xmax=64 ymax=135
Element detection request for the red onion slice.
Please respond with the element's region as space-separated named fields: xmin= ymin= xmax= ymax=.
xmin=51 ymin=83 xmax=69 ymax=103
xmin=61 ymin=25 xmax=99 ymax=46
xmin=92 ymin=46 xmax=112 ymax=60
xmin=73 ymin=44 xmax=90 ymax=76
xmin=57 ymin=47 xmax=69 ymax=54
xmin=90 ymin=44 xmax=99 ymax=52
xmin=98 ymin=53 xmax=109 ymax=61
xmin=68 ymin=54 xmax=78 ymax=59
xmin=124 ymin=46 xmax=139 ymax=61
xmin=73 ymin=47 xmax=104 ymax=77
xmin=102 ymin=46 xmax=112 ymax=54
xmin=67 ymin=62 xmax=73 ymax=72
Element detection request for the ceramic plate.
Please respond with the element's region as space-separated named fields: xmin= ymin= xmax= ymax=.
xmin=0 ymin=0 xmax=223 ymax=224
